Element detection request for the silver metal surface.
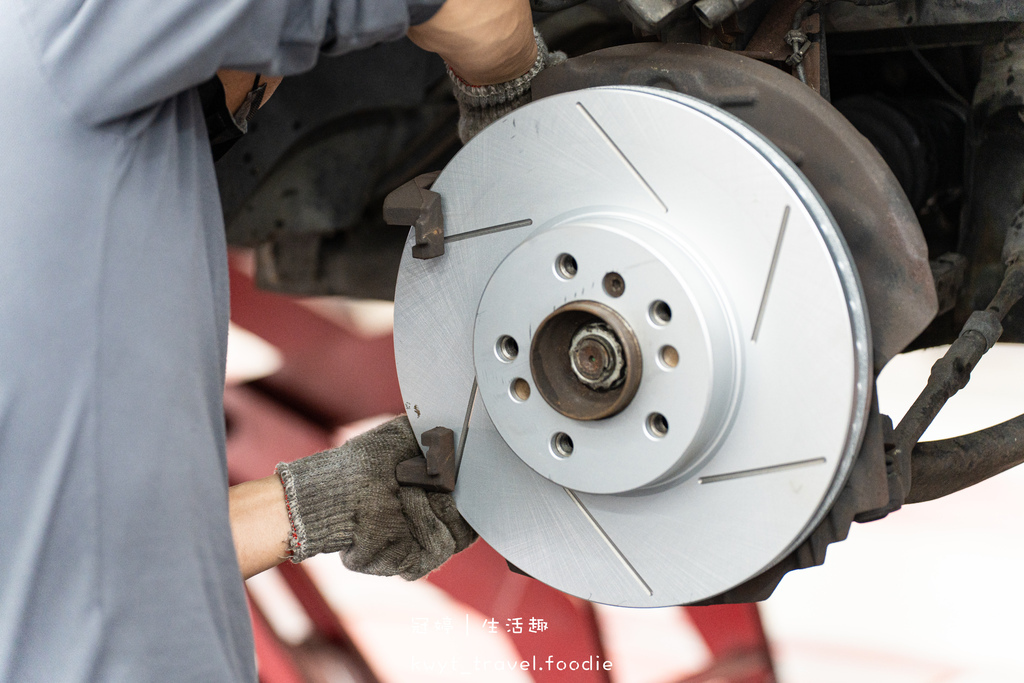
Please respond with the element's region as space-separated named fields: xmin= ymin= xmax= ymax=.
xmin=393 ymin=87 xmax=871 ymax=606
xmin=474 ymin=216 xmax=739 ymax=493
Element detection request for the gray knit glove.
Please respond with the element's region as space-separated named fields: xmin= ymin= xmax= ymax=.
xmin=449 ymin=28 xmax=567 ymax=143
xmin=275 ymin=417 xmax=476 ymax=580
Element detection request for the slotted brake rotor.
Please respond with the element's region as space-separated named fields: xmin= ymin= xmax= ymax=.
xmin=393 ymin=86 xmax=871 ymax=606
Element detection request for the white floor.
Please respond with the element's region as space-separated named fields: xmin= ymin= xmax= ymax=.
xmin=246 ymin=342 xmax=1024 ymax=682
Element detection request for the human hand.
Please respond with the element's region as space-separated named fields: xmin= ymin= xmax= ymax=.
xmin=275 ymin=417 xmax=476 ymax=580
xmin=447 ymin=28 xmax=567 ymax=142
xmin=406 ymin=0 xmax=565 ymax=142
xmin=407 ymin=0 xmax=537 ymax=86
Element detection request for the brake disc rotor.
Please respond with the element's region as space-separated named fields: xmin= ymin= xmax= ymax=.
xmin=394 ymin=86 xmax=871 ymax=606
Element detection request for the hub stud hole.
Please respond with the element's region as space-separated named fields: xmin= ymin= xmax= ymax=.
xmin=495 ymin=335 xmax=519 ymax=362
xmin=659 ymin=345 xmax=679 ymax=369
xmin=602 ymin=272 xmax=625 ymax=298
xmin=649 ymin=300 xmax=672 ymax=326
xmin=551 ymin=432 xmax=574 ymax=458
xmin=555 ymin=253 xmax=578 ymax=280
xmin=646 ymin=413 xmax=669 ymax=439
xmin=510 ymin=378 xmax=531 ymax=402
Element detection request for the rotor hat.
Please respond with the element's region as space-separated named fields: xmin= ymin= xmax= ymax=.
xmin=473 ymin=216 xmax=737 ymax=494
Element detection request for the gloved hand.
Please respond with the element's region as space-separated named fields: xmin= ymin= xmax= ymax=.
xmin=449 ymin=29 xmax=567 ymax=143
xmin=275 ymin=416 xmax=476 ymax=580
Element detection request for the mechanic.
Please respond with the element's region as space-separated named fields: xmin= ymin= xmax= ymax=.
xmin=0 ymin=0 xmax=560 ymax=679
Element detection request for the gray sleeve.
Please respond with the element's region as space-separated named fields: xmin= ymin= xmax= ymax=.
xmin=15 ymin=0 xmax=443 ymax=126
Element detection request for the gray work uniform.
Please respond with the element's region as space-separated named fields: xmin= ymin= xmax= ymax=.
xmin=0 ymin=1 xmax=440 ymax=680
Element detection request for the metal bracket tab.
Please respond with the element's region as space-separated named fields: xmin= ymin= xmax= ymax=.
xmin=395 ymin=426 xmax=457 ymax=492
xmin=383 ymin=171 xmax=445 ymax=260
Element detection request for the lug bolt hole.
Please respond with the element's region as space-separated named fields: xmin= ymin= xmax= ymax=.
xmin=602 ymin=272 xmax=625 ymax=298
xmin=555 ymin=253 xmax=578 ymax=280
xmin=646 ymin=413 xmax=669 ymax=439
xmin=495 ymin=335 xmax=519 ymax=362
xmin=551 ymin=432 xmax=574 ymax=458
xmin=659 ymin=345 xmax=679 ymax=369
xmin=510 ymin=378 xmax=531 ymax=402
xmin=649 ymin=300 xmax=672 ymax=326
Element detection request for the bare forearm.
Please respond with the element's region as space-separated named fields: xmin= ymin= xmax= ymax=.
xmin=229 ymin=475 xmax=291 ymax=580
xmin=407 ymin=0 xmax=536 ymax=85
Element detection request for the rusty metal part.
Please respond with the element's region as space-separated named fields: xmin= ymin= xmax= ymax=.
xmin=906 ymin=411 xmax=1024 ymax=504
xmin=973 ymin=33 xmax=1024 ymax=119
xmin=733 ymin=0 xmax=827 ymax=96
xmin=786 ymin=3 xmax=825 ymax=92
xmin=383 ymin=171 xmax=445 ymax=260
xmin=618 ymin=0 xmax=694 ymax=33
xmin=395 ymin=426 xmax=457 ymax=492
xmin=739 ymin=0 xmax=809 ymax=61
xmin=857 ymin=248 xmax=1024 ymax=520
xmin=931 ymin=253 xmax=968 ymax=316
xmin=530 ymin=301 xmax=643 ymax=421
xmin=693 ymin=0 xmax=757 ymax=28
xmin=1004 ymin=205 xmax=1024 ymax=265
xmin=880 ymin=258 xmax=1024 ymax=515
xmin=735 ymin=0 xmax=827 ymax=96
xmin=896 ymin=303 xmax=1006 ymax=448
xmin=886 ymin=313 xmax=999 ymax=500
xmin=569 ymin=322 xmax=627 ymax=390
xmin=960 ymin=36 xmax=1024 ymax=343
xmin=534 ymin=43 xmax=937 ymax=371
xmin=958 ymin=117 xmax=1024 ymax=333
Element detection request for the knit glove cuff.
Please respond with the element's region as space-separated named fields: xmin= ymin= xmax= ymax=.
xmin=449 ymin=29 xmax=566 ymax=142
xmin=276 ymin=417 xmax=476 ymax=579
xmin=276 ymin=448 xmax=356 ymax=563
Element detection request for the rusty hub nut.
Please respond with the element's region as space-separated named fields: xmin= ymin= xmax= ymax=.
xmin=531 ymin=301 xmax=642 ymax=421
xmin=569 ymin=323 xmax=626 ymax=391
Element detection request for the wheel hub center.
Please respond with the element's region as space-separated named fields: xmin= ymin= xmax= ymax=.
xmin=569 ymin=322 xmax=626 ymax=390
xmin=530 ymin=299 xmax=643 ymax=422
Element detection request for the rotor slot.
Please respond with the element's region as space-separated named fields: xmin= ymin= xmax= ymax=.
xmin=530 ymin=300 xmax=643 ymax=421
